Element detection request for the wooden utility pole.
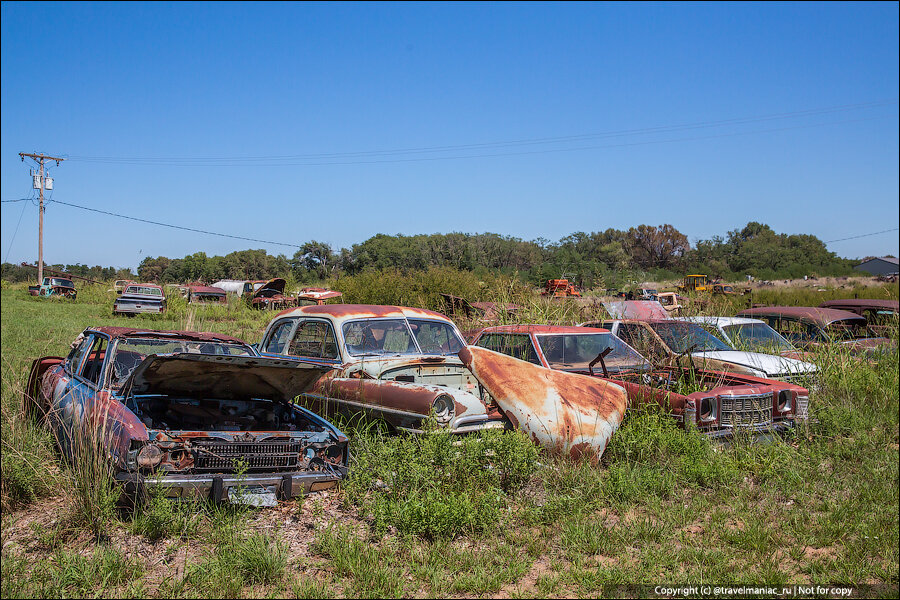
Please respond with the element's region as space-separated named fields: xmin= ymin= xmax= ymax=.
xmin=19 ymin=152 xmax=65 ymax=284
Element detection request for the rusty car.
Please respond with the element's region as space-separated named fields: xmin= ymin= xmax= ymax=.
xmin=296 ymin=288 xmax=343 ymax=306
xmin=113 ymin=283 xmax=167 ymax=316
xmin=187 ymin=285 xmax=228 ymax=305
xmin=244 ymin=278 xmax=296 ymax=310
xmin=470 ymin=325 xmax=809 ymax=439
xmin=736 ymin=306 xmax=893 ymax=356
xmin=24 ymin=327 xmax=348 ymax=506
xmin=258 ymin=304 xmax=509 ymax=435
xmin=818 ymin=299 xmax=899 ymax=335
xmin=29 ymin=276 xmax=77 ymax=299
xmin=584 ymin=302 xmax=817 ymax=384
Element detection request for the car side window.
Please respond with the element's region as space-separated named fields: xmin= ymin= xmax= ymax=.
xmin=619 ymin=324 xmax=666 ymax=361
xmin=81 ymin=337 xmax=109 ymax=386
xmin=475 ymin=334 xmax=541 ymax=365
xmin=264 ymin=319 xmax=297 ymax=354
xmin=66 ymin=334 xmax=94 ymax=375
xmin=288 ymin=320 xmax=339 ymax=360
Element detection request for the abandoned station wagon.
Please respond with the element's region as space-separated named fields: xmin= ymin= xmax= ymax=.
xmin=25 ymin=327 xmax=349 ymax=505
xmin=471 ymin=325 xmax=809 ymax=439
xmin=259 ymin=304 xmax=508 ymax=434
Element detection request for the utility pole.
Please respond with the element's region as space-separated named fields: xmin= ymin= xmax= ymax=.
xmin=19 ymin=152 xmax=65 ymax=285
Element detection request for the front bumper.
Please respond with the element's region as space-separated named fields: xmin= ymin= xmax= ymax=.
xmin=116 ymin=468 xmax=345 ymax=502
xmin=699 ymin=420 xmax=795 ymax=441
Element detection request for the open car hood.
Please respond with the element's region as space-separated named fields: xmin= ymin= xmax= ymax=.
xmin=254 ymin=278 xmax=286 ymax=298
xmin=123 ymin=353 xmax=333 ymax=402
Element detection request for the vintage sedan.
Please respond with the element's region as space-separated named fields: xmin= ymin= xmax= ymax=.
xmin=113 ymin=283 xmax=167 ymax=316
xmin=737 ymin=306 xmax=893 ymax=356
xmin=258 ymin=304 xmax=510 ymax=434
xmin=471 ymin=325 xmax=809 ymax=439
xmin=25 ymin=327 xmax=349 ymax=505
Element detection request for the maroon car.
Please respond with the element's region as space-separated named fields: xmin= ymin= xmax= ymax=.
xmin=818 ymin=299 xmax=898 ymax=335
xmin=736 ymin=306 xmax=892 ymax=356
xmin=470 ymin=325 xmax=809 ymax=439
xmin=25 ymin=327 xmax=349 ymax=506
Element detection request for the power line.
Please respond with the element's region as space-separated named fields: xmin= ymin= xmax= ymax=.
xmin=3 ymin=200 xmax=29 ymax=264
xmin=825 ymin=228 xmax=899 ymax=244
xmin=1 ymin=198 xmax=33 ymax=203
xmin=65 ymin=99 xmax=898 ymax=167
xmin=48 ymin=199 xmax=301 ymax=248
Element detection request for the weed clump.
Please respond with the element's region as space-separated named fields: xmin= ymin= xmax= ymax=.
xmin=343 ymin=427 xmax=539 ymax=539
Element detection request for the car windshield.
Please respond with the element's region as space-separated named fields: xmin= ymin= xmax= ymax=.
xmin=107 ymin=337 xmax=254 ymax=388
xmin=125 ymin=285 xmax=162 ymax=296
xmin=536 ymin=333 xmax=651 ymax=372
xmin=722 ymin=323 xmax=795 ymax=353
xmin=650 ymin=322 xmax=732 ymax=353
xmin=50 ymin=278 xmax=73 ymax=287
xmin=342 ymin=319 xmax=419 ymax=357
xmin=407 ymin=319 xmax=465 ymax=356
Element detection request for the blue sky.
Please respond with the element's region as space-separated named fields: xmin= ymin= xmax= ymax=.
xmin=2 ymin=1 xmax=898 ymax=270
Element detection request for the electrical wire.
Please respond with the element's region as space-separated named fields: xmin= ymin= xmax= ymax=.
xmin=825 ymin=228 xmax=899 ymax=244
xmin=47 ymin=199 xmax=301 ymax=248
xmin=64 ymin=99 xmax=897 ymax=166
xmin=3 ymin=200 xmax=29 ymax=263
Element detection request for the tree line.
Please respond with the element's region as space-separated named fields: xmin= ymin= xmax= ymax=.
xmin=2 ymin=222 xmax=856 ymax=288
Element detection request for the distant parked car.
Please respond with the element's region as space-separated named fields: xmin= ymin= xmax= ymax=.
xmin=24 ymin=327 xmax=349 ymax=505
xmin=110 ymin=280 xmax=134 ymax=295
xmin=188 ymin=285 xmax=228 ymax=305
xmin=470 ymin=325 xmax=809 ymax=439
xmin=29 ymin=276 xmax=77 ymax=299
xmin=113 ymin=283 xmax=167 ymax=316
xmin=818 ymin=299 xmax=899 ymax=335
xmin=736 ymin=306 xmax=893 ymax=356
xmin=244 ymin=278 xmax=296 ymax=310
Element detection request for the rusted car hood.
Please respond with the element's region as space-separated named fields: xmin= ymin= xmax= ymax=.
xmin=124 ymin=353 xmax=334 ymax=402
xmin=459 ymin=346 xmax=627 ymax=463
xmin=254 ymin=278 xmax=287 ymax=298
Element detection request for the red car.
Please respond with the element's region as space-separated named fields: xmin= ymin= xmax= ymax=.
xmin=470 ymin=324 xmax=809 ymax=439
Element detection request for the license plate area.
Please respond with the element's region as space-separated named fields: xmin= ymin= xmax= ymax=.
xmin=227 ymin=484 xmax=278 ymax=507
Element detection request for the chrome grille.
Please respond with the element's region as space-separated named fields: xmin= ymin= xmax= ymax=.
xmin=719 ymin=393 xmax=773 ymax=428
xmin=192 ymin=441 xmax=304 ymax=472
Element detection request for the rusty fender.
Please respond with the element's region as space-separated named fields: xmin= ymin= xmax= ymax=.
xmin=315 ymin=377 xmax=481 ymax=420
xmin=459 ymin=346 xmax=627 ymax=462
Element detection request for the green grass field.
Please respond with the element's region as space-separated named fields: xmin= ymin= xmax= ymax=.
xmin=1 ymin=281 xmax=897 ymax=598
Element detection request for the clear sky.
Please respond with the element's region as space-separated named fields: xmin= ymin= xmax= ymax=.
xmin=2 ymin=1 xmax=898 ymax=270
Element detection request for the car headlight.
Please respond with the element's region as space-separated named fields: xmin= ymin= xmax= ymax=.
xmin=777 ymin=390 xmax=793 ymax=413
xmin=137 ymin=444 xmax=163 ymax=469
xmin=699 ymin=397 xmax=718 ymax=423
xmin=431 ymin=394 xmax=456 ymax=425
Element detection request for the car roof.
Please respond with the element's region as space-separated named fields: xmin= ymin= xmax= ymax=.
xmin=85 ymin=326 xmax=249 ymax=345
xmin=273 ymin=304 xmax=454 ymax=325
xmin=737 ymin=306 xmax=867 ymax=325
xmin=819 ymin=298 xmax=899 ymax=311
xmin=476 ymin=324 xmax=610 ymax=335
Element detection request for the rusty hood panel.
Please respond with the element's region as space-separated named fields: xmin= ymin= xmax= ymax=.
xmin=459 ymin=346 xmax=627 ymax=462
xmin=124 ymin=353 xmax=334 ymax=402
